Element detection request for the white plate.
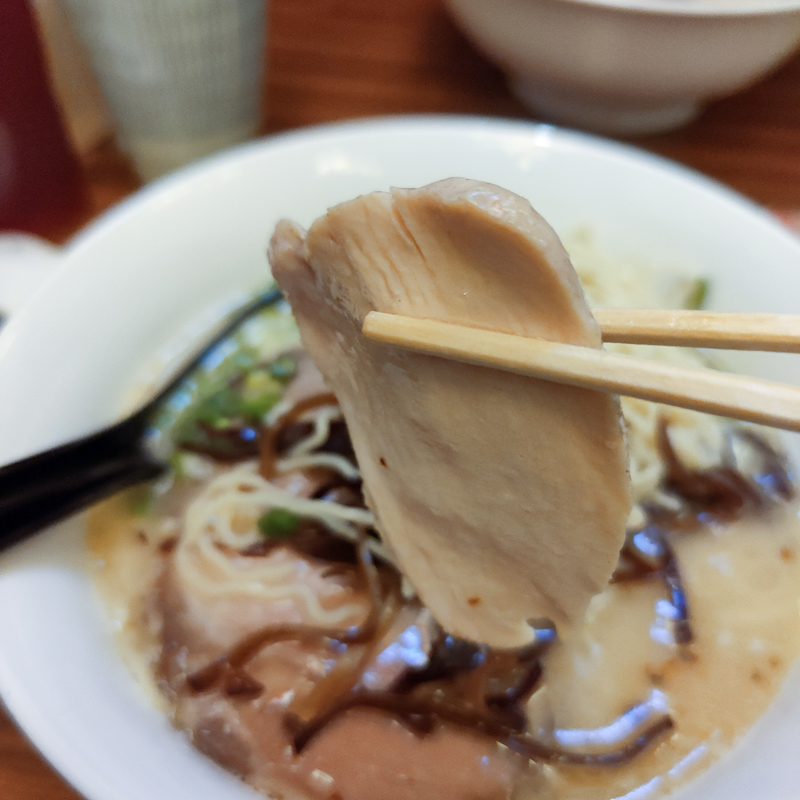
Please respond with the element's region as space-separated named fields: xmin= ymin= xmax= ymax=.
xmin=1 ymin=116 xmax=800 ymax=800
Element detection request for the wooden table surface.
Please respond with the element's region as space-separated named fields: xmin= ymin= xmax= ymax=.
xmin=3 ymin=0 xmax=800 ymax=797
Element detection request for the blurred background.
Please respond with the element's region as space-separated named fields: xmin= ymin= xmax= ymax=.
xmin=1 ymin=0 xmax=800 ymax=248
xmin=1 ymin=0 xmax=800 ymax=797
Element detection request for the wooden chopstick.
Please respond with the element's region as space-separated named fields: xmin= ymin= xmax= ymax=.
xmin=596 ymin=309 xmax=800 ymax=351
xmin=362 ymin=311 xmax=800 ymax=433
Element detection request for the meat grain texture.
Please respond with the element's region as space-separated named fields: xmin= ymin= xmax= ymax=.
xmin=269 ymin=178 xmax=630 ymax=647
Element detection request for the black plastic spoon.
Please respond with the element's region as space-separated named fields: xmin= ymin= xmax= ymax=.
xmin=0 ymin=286 xmax=283 ymax=550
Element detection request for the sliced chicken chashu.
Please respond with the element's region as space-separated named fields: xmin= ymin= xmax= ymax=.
xmin=269 ymin=178 xmax=630 ymax=648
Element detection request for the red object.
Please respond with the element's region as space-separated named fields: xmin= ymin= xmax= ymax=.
xmin=0 ymin=0 xmax=84 ymax=235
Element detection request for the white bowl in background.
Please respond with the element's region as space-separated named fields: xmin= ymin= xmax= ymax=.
xmin=1 ymin=116 xmax=800 ymax=800
xmin=445 ymin=0 xmax=800 ymax=135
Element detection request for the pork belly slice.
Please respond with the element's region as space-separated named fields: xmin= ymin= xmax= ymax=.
xmin=269 ymin=178 xmax=630 ymax=647
xmin=158 ymin=561 xmax=515 ymax=800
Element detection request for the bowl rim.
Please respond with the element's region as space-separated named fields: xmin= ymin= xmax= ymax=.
xmin=58 ymin=114 xmax=791 ymax=258
xmin=449 ymin=0 xmax=800 ymax=20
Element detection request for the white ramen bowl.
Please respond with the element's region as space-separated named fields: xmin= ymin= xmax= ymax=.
xmin=1 ymin=116 xmax=800 ymax=800
xmin=445 ymin=0 xmax=800 ymax=135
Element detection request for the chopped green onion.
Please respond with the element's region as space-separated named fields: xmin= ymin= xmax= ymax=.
xmin=170 ymin=450 xmax=190 ymax=480
xmin=128 ymin=487 xmax=153 ymax=517
xmin=269 ymin=354 xmax=297 ymax=380
xmin=241 ymin=393 xmax=282 ymax=420
xmin=241 ymin=369 xmax=284 ymax=418
xmin=170 ymin=348 xmax=298 ymax=458
xmin=192 ymin=386 xmax=247 ymax=424
xmin=258 ymin=508 xmax=301 ymax=539
xmin=232 ymin=352 xmax=256 ymax=369
xmin=686 ymin=278 xmax=709 ymax=310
